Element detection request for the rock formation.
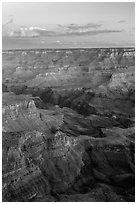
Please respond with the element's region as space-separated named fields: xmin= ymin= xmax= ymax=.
xmin=2 ymin=48 xmax=135 ymax=202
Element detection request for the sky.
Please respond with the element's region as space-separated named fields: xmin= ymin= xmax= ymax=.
xmin=2 ymin=2 xmax=135 ymax=48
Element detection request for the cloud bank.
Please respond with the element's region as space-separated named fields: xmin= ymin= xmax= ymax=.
xmin=32 ymin=23 xmax=123 ymax=37
xmin=58 ymin=23 xmax=102 ymax=30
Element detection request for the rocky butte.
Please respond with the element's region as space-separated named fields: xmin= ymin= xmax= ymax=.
xmin=2 ymin=48 xmax=135 ymax=202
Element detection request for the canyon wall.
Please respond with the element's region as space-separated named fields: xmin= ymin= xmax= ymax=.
xmin=2 ymin=48 xmax=135 ymax=201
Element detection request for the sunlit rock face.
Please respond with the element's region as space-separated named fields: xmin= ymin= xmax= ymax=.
xmin=2 ymin=95 xmax=86 ymax=201
xmin=2 ymin=97 xmax=63 ymax=133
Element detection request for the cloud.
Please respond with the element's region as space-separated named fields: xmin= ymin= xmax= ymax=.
xmin=31 ymin=28 xmax=57 ymax=36
xmin=4 ymin=23 xmax=123 ymax=37
xmin=118 ymin=20 xmax=126 ymax=23
xmin=61 ymin=29 xmax=123 ymax=36
xmin=58 ymin=23 xmax=102 ymax=30
xmin=31 ymin=23 xmax=122 ymax=37
xmin=33 ymin=29 xmax=123 ymax=37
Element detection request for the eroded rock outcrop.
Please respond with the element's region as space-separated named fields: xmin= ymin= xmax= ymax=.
xmin=2 ymin=48 xmax=135 ymax=202
xmin=2 ymin=94 xmax=135 ymax=202
xmin=3 ymin=48 xmax=135 ymax=88
xmin=2 ymin=98 xmax=63 ymax=132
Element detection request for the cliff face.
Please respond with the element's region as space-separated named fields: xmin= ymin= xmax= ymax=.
xmin=2 ymin=97 xmax=63 ymax=133
xmin=3 ymin=48 xmax=135 ymax=88
xmin=2 ymin=48 xmax=135 ymax=201
xmin=3 ymin=48 xmax=135 ymax=116
xmin=2 ymin=94 xmax=135 ymax=202
xmin=2 ymin=96 xmax=85 ymax=200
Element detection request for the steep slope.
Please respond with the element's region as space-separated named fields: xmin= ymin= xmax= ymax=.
xmin=2 ymin=94 xmax=135 ymax=202
xmin=3 ymin=48 xmax=134 ymax=118
xmin=2 ymin=47 xmax=135 ymax=201
xmin=3 ymin=48 xmax=135 ymax=88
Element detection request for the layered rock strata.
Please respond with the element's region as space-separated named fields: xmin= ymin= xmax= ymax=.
xmin=2 ymin=95 xmax=135 ymax=202
xmin=2 ymin=48 xmax=135 ymax=201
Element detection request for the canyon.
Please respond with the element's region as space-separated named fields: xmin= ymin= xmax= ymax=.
xmin=2 ymin=48 xmax=135 ymax=202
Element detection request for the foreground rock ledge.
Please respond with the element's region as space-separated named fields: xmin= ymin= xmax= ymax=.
xmin=2 ymin=97 xmax=135 ymax=202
